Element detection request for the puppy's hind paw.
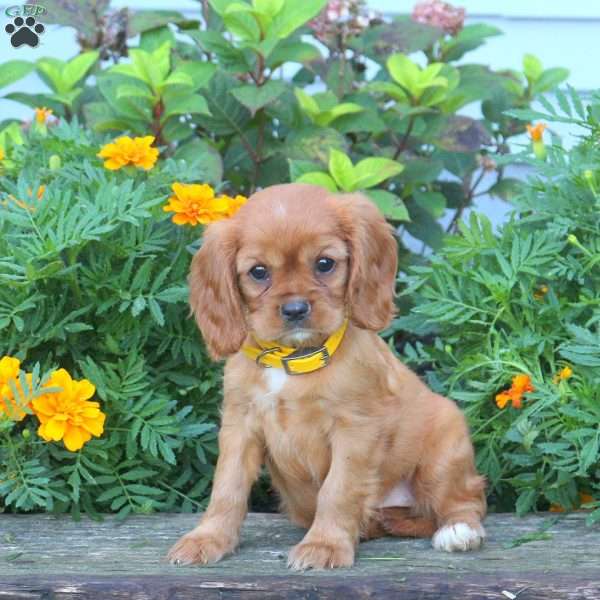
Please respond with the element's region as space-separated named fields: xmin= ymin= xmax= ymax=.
xmin=432 ymin=522 xmax=485 ymax=552
xmin=167 ymin=532 xmax=233 ymax=566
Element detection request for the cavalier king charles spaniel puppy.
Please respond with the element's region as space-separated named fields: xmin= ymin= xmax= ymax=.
xmin=168 ymin=183 xmax=486 ymax=570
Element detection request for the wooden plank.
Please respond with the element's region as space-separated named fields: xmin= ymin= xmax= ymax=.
xmin=1 ymin=512 xmax=599 ymax=599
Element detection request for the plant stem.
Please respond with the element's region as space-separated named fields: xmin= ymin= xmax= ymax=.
xmin=393 ymin=115 xmax=416 ymax=160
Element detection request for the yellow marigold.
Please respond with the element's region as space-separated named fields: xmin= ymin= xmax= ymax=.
xmin=526 ymin=122 xmax=546 ymax=142
xmin=495 ymin=373 xmax=535 ymax=410
xmin=552 ymin=365 xmax=573 ymax=384
xmin=162 ymin=183 xmax=221 ymax=225
xmin=97 ymin=136 xmax=159 ymax=171
xmin=0 ymin=356 xmax=32 ymax=421
xmin=31 ymin=369 xmax=105 ymax=452
xmin=533 ymin=284 xmax=548 ymax=300
xmin=34 ymin=107 xmax=53 ymax=124
xmin=219 ymin=193 xmax=247 ymax=218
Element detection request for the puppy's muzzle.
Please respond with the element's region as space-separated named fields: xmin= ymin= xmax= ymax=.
xmin=280 ymin=300 xmax=311 ymax=323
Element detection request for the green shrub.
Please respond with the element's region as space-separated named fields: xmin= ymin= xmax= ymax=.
xmin=0 ymin=0 xmax=569 ymax=269
xmin=0 ymin=121 xmax=223 ymax=518
xmin=393 ymin=89 xmax=600 ymax=523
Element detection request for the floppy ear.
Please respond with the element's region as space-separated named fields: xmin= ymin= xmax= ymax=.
xmin=189 ymin=219 xmax=247 ymax=360
xmin=335 ymin=193 xmax=398 ymax=331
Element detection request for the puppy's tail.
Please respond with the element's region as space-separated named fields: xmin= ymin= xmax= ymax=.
xmin=379 ymin=507 xmax=437 ymax=538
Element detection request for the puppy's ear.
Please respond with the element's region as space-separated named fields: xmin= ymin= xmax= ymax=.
xmin=336 ymin=193 xmax=398 ymax=331
xmin=189 ymin=220 xmax=247 ymax=360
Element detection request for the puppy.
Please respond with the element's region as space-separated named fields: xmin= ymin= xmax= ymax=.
xmin=168 ymin=183 xmax=486 ymax=570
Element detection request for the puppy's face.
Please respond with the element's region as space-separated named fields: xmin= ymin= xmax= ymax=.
xmin=236 ymin=197 xmax=349 ymax=348
xmin=189 ymin=184 xmax=398 ymax=359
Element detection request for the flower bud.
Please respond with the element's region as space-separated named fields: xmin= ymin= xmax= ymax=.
xmin=532 ymin=140 xmax=547 ymax=161
xmin=22 ymin=428 xmax=30 ymax=439
xmin=48 ymin=154 xmax=61 ymax=170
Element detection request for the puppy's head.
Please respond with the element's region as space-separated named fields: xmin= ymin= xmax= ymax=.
xmin=189 ymin=183 xmax=398 ymax=360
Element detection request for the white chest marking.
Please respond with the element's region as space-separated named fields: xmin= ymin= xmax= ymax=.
xmin=378 ymin=480 xmax=415 ymax=508
xmin=254 ymin=368 xmax=288 ymax=411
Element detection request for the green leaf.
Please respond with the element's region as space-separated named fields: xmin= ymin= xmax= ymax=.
xmin=254 ymin=0 xmax=285 ymax=17
xmin=488 ymin=178 xmax=521 ymax=201
xmin=222 ymin=6 xmax=261 ymax=41
xmin=173 ymin=138 xmax=223 ymax=184
xmin=63 ymin=51 xmax=99 ymax=91
xmin=266 ymin=40 xmax=321 ymax=69
xmin=129 ymin=10 xmax=187 ymax=35
xmin=387 ymin=53 xmax=421 ymax=96
xmin=163 ymin=92 xmax=211 ymax=120
xmin=171 ymin=62 xmax=216 ymax=90
xmin=328 ymin=149 xmax=356 ymax=192
xmin=413 ymin=191 xmax=446 ymax=218
xmin=353 ymin=157 xmax=404 ymax=190
xmin=533 ymin=67 xmax=570 ymax=95
xmin=296 ymin=172 xmax=338 ymax=192
xmin=316 ymin=103 xmax=364 ymax=127
xmin=288 ymin=159 xmax=322 ymax=181
xmin=366 ymin=190 xmax=409 ymax=221
xmin=441 ymin=24 xmax=502 ymax=62
xmin=523 ymin=53 xmax=543 ymax=84
xmin=36 ymin=58 xmax=67 ymax=94
xmin=0 ymin=60 xmax=34 ymax=90
xmin=230 ymin=80 xmax=286 ymax=116
xmin=294 ymin=87 xmax=320 ymax=118
xmin=269 ymin=0 xmax=327 ymax=38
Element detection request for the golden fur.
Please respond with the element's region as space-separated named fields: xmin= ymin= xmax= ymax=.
xmin=168 ymin=183 xmax=486 ymax=570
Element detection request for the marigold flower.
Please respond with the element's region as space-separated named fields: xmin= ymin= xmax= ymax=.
xmin=550 ymin=492 xmax=596 ymax=513
xmin=526 ymin=123 xmax=546 ymax=142
xmin=97 ymin=136 xmax=159 ymax=171
xmin=533 ymin=284 xmax=548 ymax=300
xmin=495 ymin=373 xmax=535 ymax=409
xmin=34 ymin=107 xmax=53 ymax=124
xmin=163 ymin=183 xmax=247 ymax=226
xmin=219 ymin=194 xmax=248 ymax=218
xmin=32 ymin=369 xmax=105 ymax=452
xmin=552 ymin=366 xmax=573 ymax=384
xmin=0 ymin=356 xmax=32 ymax=421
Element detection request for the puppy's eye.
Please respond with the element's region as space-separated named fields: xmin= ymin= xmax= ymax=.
xmin=249 ymin=264 xmax=269 ymax=281
xmin=315 ymin=257 xmax=336 ymax=274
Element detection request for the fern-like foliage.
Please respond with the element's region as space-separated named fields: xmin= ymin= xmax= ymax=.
xmin=0 ymin=121 xmax=220 ymax=518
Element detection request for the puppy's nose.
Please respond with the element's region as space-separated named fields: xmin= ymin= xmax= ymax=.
xmin=280 ymin=300 xmax=311 ymax=323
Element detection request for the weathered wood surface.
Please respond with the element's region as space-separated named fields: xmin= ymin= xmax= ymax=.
xmin=1 ymin=512 xmax=599 ymax=599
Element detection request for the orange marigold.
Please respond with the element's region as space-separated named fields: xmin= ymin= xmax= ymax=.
xmin=526 ymin=122 xmax=546 ymax=142
xmin=495 ymin=373 xmax=535 ymax=409
xmin=97 ymin=136 xmax=159 ymax=171
xmin=163 ymin=183 xmax=247 ymax=225
xmin=31 ymin=369 xmax=105 ymax=452
xmin=34 ymin=107 xmax=53 ymax=124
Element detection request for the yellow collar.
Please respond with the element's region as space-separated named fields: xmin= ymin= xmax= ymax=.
xmin=241 ymin=319 xmax=348 ymax=375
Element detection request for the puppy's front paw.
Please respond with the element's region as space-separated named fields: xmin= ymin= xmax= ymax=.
xmin=167 ymin=531 xmax=234 ymax=566
xmin=288 ymin=539 xmax=354 ymax=570
xmin=432 ymin=522 xmax=485 ymax=552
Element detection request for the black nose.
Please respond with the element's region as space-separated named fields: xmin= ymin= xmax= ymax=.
xmin=280 ymin=300 xmax=311 ymax=322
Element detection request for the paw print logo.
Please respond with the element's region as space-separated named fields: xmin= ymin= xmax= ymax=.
xmin=5 ymin=16 xmax=45 ymax=48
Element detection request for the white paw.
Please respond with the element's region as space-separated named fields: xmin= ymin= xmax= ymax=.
xmin=432 ymin=522 xmax=485 ymax=552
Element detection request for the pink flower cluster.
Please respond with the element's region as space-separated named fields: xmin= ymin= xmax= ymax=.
xmin=309 ymin=0 xmax=380 ymax=44
xmin=411 ymin=0 xmax=466 ymax=36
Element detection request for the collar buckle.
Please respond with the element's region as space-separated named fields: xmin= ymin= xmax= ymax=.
xmin=281 ymin=346 xmax=330 ymax=375
xmin=255 ymin=347 xmax=281 ymax=368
